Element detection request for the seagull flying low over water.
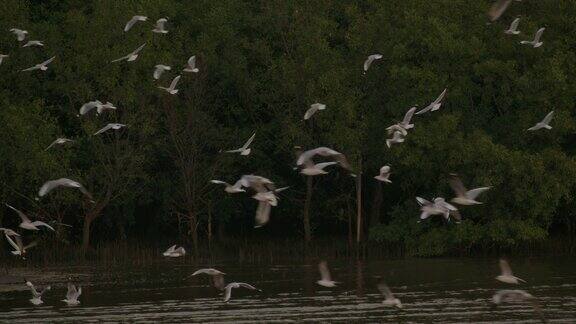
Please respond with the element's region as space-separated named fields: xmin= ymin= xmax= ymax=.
xmin=415 ymin=88 xmax=447 ymax=115
xmin=4 ymin=234 xmax=36 ymax=257
xmin=224 ymin=132 xmax=256 ymax=156
xmin=527 ymin=111 xmax=554 ymax=131
xmin=183 ymin=55 xmax=199 ymax=73
xmin=304 ymin=103 xmax=326 ymax=120
xmin=45 ymin=138 xmax=74 ymax=150
xmin=124 ymin=15 xmax=148 ymax=32
xmin=210 ymin=179 xmax=245 ymax=193
xmin=492 ymin=290 xmax=545 ymax=322
xmin=111 ymin=43 xmax=146 ymax=63
xmin=62 ymin=282 xmax=82 ymax=306
xmin=10 ymin=28 xmax=28 ymax=41
xmin=374 ymin=166 xmax=392 ymax=183
xmin=520 ymin=28 xmax=545 ymax=48
xmin=317 ymin=261 xmax=337 ymax=287
xmin=448 ymin=174 xmax=490 ymax=205
xmin=504 ymin=18 xmax=521 ymax=35
xmin=386 ymin=131 xmax=405 ymax=148
xmin=191 ymin=268 xmax=226 ymax=290
xmin=39 ymin=178 xmax=93 ymax=200
xmin=363 ymin=54 xmax=383 ymax=72
xmin=0 ymin=54 xmax=8 ymax=65
xmin=94 ymin=123 xmax=127 ymax=135
xmin=5 ymin=204 xmax=54 ymax=231
xmin=153 ymin=64 xmax=171 ymax=80
xmin=378 ymin=283 xmax=402 ymax=308
xmin=496 ymin=259 xmax=526 ymax=284
xmin=26 ymin=281 xmax=51 ymax=305
xmin=163 ymin=244 xmax=186 ymax=257
xmin=158 ymin=75 xmax=181 ymax=95
xmin=23 ymin=40 xmax=44 ymax=47
xmin=22 ymin=56 xmax=55 ymax=72
xmin=223 ymin=282 xmax=261 ymax=302
xmin=417 ymin=197 xmax=461 ymax=223
xmin=152 ymin=18 xmax=168 ymax=34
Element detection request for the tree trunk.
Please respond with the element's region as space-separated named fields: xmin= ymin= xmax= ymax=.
xmin=303 ymin=176 xmax=313 ymax=242
xmin=82 ymin=216 xmax=93 ymax=251
xmin=189 ymin=211 xmax=198 ymax=252
xmin=356 ymin=171 xmax=363 ymax=244
xmin=369 ymin=181 xmax=383 ymax=237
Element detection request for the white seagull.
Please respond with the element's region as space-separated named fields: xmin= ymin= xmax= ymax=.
xmin=300 ymin=161 xmax=338 ymax=176
xmin=496 ymin=259 xmax=526 ymax=284
xmin=374 ymin=166 xmax=392 ymax=183
xmin=62 ymin=283 xmax=82 ymax=306
xmin=153 ymin=64 xmax=171 ymax=80
xmin=417 ymin=197 xmax=461 ymax=222
xmin=296 ymin=147 xmax=352 ymax=171
xmin=0 ymin=54 xmax=8 ymax=65
xmin=22 ymin=40 xmax=44 ymax=47
xmin=94 ymin=123 xmax=127 ymax=135
xmin=304 ymin=103 xmax=327 ymax=120
xmin=10 ymin=28 xmax=28 ymax=41
xmin=504 ymin=18 xmax=521 ymax=35
xmin=317 ymin=261 xmax=337 ymax=287
xmin=252 ymin=187 xmax=288 ymax=228
xmin=98 ymin=102 xmax=117 ymax=114
xmin=386 ymin=131 xmax=405 ymax=148
xmin=38 ymin=178 xmax=93 ymax=200
xmin=224 ymin=132 xmax=256 ymax=156
xmin=223 ymin=282 xmax=261 ymax=302
xmin=26 ymin=281 xmax=51 ymax=305
xmin=183 ymin=55 xmax=199 ymax=73
xmin=79 ymin=100 xmax=103 ymax=115
xmin=158 ymin=75 xmax=181 ymax=95
xmin=5 ymin=235 xmax=36 ymax=257
xmin=21 ymin=56 xmax=55 ymax=72
xmin=5 ymin=204 xmax=55 ymax=231
xmin=163 ymin=244 xmax=186 ymax=257
xmin=386 ymin=124 xmax=408 ymax=137
xmin=363 ymin=54 xmax=383 ymax=72
xmin=124 ymin=15 xmax=148 ymax=32
xmin=45 ymin=138 xmax=74 ymax=150
xmin=448 ymin=174 xmax=490 ymax=205
xmin=152 ymin=18 xmax=168 ymax=34
xmin=111 ymin=43 xmax=146 ymax=63
xmin=378 ymin=283 xmax=402 ymax=308
xmin=210 ymin=179 xmax=245 ymax=193
xmin=415 ymin=88 xmax=448 ymax=115
xmin=397 ymin=106 xmax=417 ymax=130
xmin=191 ymin=268 xmax=226 ymax=290
xmin=527 ymin=111 xmax=554 ymax=131
xmin=520 ymin=28 xmax=545 ymax=48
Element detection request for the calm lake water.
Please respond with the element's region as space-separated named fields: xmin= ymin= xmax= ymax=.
xmin=0 ymin=257 xmax=575 ymax=323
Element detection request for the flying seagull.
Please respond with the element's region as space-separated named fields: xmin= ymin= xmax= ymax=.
xmin=363 ymin=54 xmax=383 ymax=72
xmin=297 ymin=147 xmax=352 ymax=171
xmin=0 ymin=54 xmax=8 ymax=65
xmin=153 ymin=64 xmax=171 ymax=80
xmin=94 ymin=123 xmax=127 ymax=135
xmin=38 ymin=178 xmax=93 ymax=200
xmin=111 ymin=43 xmax=146 ymax=63
xmin=374 ymin=166 xmax=392 ymax=183
xmin=5 ymin=204 xmax=55 ymax=231
xmin=4 ymin=235 xmax=36 ymax=257
xmin=79 ymin=100 xmax=103 ymax=115
xmin=62 ymin=282 xmax=82 ymax=306
xmin=397 ymin=106 xmax=417 ymax=130
xmin=300 ymin=161 xmax=338 ymax=176
xmin=448 ymin=174 xmax=490 ymax=205
xmin=417 ymin=197 xmax=461 ymax=223
xmin=317 ymin=261 xmax=337 ymax=287
xmin=488 ymin=0 xmax=512 ymax=22
xmin=183 ymin=55 xmax=199 ymax=73
xmin=504 ymin=18 xmax=521 ymax=35
xmin=158 ymin=75 xmax=181 ymax=95
xmin=520 ymin=28 xmax=545 ymax=48
xmin=10 ymin=28 xmax=28 ymax=41
xmin=386 ymin=124 xmax=408 ymax=137
xmin=124 ymin=15 xmax=148 ymax=32
xmin=492 ymin=290 xmax=545 ymax=322
xmin=163 ymin=244 xmax=186 ymax=257
xmin=191 ymin=268 xmax=226 ymax=290
xmin=45 ymin=138 xmax=74 ymax=150
xmin=378 ymin=283 xmax=402 ymax=308
xmin=210 ymin=180 xmax=245 ymax=193
xmin=415 ymin=88 xmax=448 ymax=115
xmin=223 ymin=282 xmax=261 ymax=302
xmin=26 ymin=281 xmax=51 ymax=305
xmin=224 ymin=132 xmax=256 ymax=156
xmin=21 ymin=56 xmax=55 ymax=72
xmin=252 ymin=187 xmax=289 ymax=228
xmin=496 ymin=259 xmax=526 ymax=284
xmin=152 ymin=18 xmax=168 ymax=34
xmin=23 ymin=40 xmax=44 ymax=47
xmin=304 ymin=103 xmax=326 ymax=120
xmin=527 ymin=111 xmax=554 ymax=131
xmin=386 ymin=131 xmax=405 ymax=148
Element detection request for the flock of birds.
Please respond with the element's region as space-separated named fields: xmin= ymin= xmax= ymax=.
xmin=0 ymin=1 xmax=555 ymax=321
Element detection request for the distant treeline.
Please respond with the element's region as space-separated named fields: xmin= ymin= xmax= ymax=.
xmin=1 ymin=0 xmax=575 ymax=258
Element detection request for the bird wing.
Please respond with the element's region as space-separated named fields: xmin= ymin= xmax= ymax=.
xmin=380 ymin=166 xmax=391 ymax=174
xmin=448 ymin=174 xmax=468 ymax=197
xmin=166 ymin=244 xmax=177 ymax=253
xmin=254 ymin=202 xmax=271 ymax=228
xmin=5 ymin=204 xmax=31 ymax=223
xmin=21 ymin=65 xmax=39 ymax=72
xmin=238 ymin=283 xmax=258 ymax=291
xmin=187 ymin=55 xmax=196 ymax=67
xmin=415 ymin=104 xmax=432 ymax=115
xmin=31 ymin=221 xmax=55 ymax=231
xmin=41 ymin=56 xmax=55 ymax=66
xmin=131 ymin=43 xmax=146 ymax=55
xmin=223 ymin=284 xmax=234 ymax=302
xmin=377 ymin=283 xmax=394 ymax=299
xmin=111 ymin=55 xmax=129 ymax=63
xmin=500 ymin=259 xmax=513 ymax=276
xmin=433 ymin=88 xmax=448 ymax=105
xmin=241 ymin=132 xmax=256 ymax=150
xmin=510 ymin=18 xmax=520 ymax=31
xmin=80 ymin=101 xmax=99 ymax=115
xmin=124 ymin=17 xmax=140 ymax=32
xmin=534 ymin=28 xmax=545 ymax=42
xmin=5 ymin=234 xmax=20 ymax=251
xmin=318 ymin=261 xmax=332 ymax=281
xmin=27 ymin=281 xmax=41 ymax=297
xmin=416 ymin=197 xmax=431 ymax=206
xmin=402 ymin=106 xmax=417 ymax=124
xmin=210 ymin=180 xmax=229 ymax=186
xmin=66 ymin=283 xmax=77 ymax=300
xmin=304 ymin=106 xmax=318 ymax=120
xmin=541 ymin=110 xmax=554 ymax=124
xmin=94 ymin=124 xmax=113 ymax=135
xmin=45 ymin=139 xmax=59 ymax=150
xmin=466 ymin=187 xmax=490 ymax=200
xmin=153 ymin=66 xmax=165 ymax=79
xmin=488 ymin=0 xmax=512 ymax=21
xmin=315 ymin=162 xmax=338 ymax=170
xmin=169 ymin=75 xmax=181 ymax=90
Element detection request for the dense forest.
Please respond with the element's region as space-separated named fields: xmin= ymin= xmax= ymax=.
xmin=1 ymin=0 xmax=575 ymax=260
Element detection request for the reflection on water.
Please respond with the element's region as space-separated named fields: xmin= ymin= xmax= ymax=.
xmin=0 ymin=258 xmax=575 ymax=323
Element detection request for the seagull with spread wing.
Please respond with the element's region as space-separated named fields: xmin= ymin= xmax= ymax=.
xmin=374 ymin=166 xmax=392 ymax=183
xmin=317 ymin=261 xmax=337 ymax=287
xmin=378 ymin=283 xmax=402 ymax=308
xmin=527 ymin=111 xmax=554 ymax=131
xmin=152 ymin=18 xmax=168 ymax=34
xmin=163 ymin=244 xmax=186 ymax=257
xmin=304 ymin=103 xmax=326 ymax=120
xmin=124 ymin=15 xmax=148 ymax=32
xmin=111 ymin=43 xmax=146 ymax=63
xmin=94 ymin=123 xmax=127 ymax=135
xmin=496 ymin=259 xmax=526 ymax=284
xmin=62 ymin=282 xmax=82 ymax=306
xmin=223 ymin=282 xmax=261 ymax=302
xmin=45 ymin=138 xmax=74 ymax=150
xmin=363 ymin=54 xmax=382 ymax=72
xmin=22 ymin=56 xmax=55 ymax=72
xmin=505 ymin=18 xmax=521 ymax=35
xmin=10 ymin=28 xmax=28 ymax=41
xmin=26 ymin=281 xmax=51 ymax=305
xmin=520 ymin=28 xmax=545 ymax=48
xmin=153 ymin=64 xmax=171 ymax=80
xmin=224 ymin=132 xmax=256 ymax=156
xmin=5 ymin=204 xmax=54 ymax=231
xmin=415 ymin=88 xmax=447 ymax=115
xmin=448 ymin=174 xmax=490 ymax=205
xmin=38 ymin=178 xmax=93 ymax=200
xmin=158 ymin=75 xmax=181 ymax=95
xmin=190 ymin=268 xmax=226 ymax=290
xmin=297 ymin=147 xmax=352 ymax=172
xmin=5 ymin=234 xmax=36 ymax=257
xmin=183 ymin=55 xmax=199 ymax=73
